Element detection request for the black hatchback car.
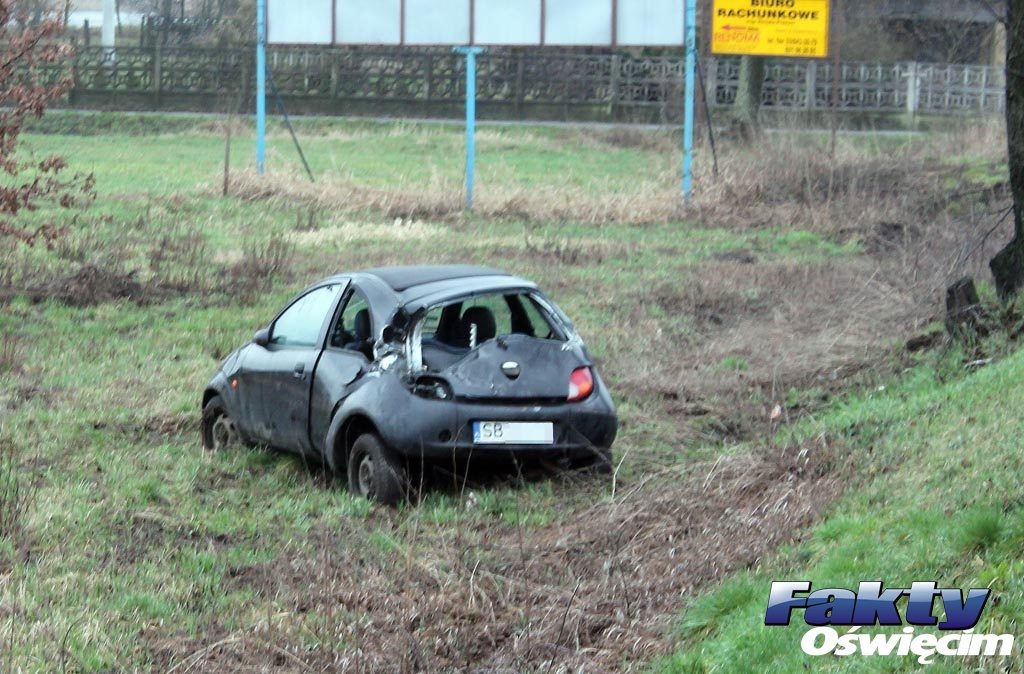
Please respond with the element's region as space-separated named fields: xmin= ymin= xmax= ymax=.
xmin=201 ymin=265 xmax=618 ymax=504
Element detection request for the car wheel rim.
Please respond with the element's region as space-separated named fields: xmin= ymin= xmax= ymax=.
xmin=211 ymin=414 xmax=238 ymax=450
xmin=357 ymin=453 xmax=375 ymax=498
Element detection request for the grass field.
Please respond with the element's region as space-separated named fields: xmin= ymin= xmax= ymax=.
xmin=0 ymin=112 xmax=1018 ymax=672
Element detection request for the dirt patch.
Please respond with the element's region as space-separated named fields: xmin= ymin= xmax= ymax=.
xmin=109 ymin=512 xmax=174 ymax=565
xmin=91 ymin=413 xmax=196 ymax=443
xmin=1 ymin=384 xmax=60 ymax=414
xmin=147 ymin=439 xmax=838 ymax=673
xmin=30 ymin=264 xmax=146 ymax=307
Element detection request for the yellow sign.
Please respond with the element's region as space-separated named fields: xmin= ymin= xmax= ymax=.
xmin=712 ymin=0 xmax=830 ymax=58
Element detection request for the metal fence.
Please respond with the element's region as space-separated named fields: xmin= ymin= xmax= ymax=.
xmin=61 ymin=46 xmax=1006 ymax=122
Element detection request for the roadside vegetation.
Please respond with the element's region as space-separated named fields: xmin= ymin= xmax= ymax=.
xmin=662 ymin=325 xmax=1024 ymax=672
xmin=0 ymin=112 xmax=1016 ymax=671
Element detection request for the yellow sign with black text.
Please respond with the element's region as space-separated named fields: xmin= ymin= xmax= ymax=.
xmin=712 ymin=0 xmax=830 ymax=58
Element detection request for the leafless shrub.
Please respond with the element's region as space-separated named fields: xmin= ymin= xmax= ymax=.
xmin=691 ymin=121 xmax=1008 ymax=238
xmin=292 ymin=206 xmax=322 ymax=233
xmin=224 ymin=233 xmax=296 ymax=302
xmin=524 ymin=231 xmax=596 ymax=266
xmin=53 ymin=220 xmax=134 ymax=272
xmin=148 ymin=228 xmax=212 ymax=294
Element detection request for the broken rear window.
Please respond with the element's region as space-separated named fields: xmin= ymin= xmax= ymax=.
xmin=417 ymin=292 xmax=565 ymax=370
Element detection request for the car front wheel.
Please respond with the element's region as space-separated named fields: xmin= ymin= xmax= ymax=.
xmin=202 ymin=395 xmax=239 ymax=451
xmin=347 ymin=433 xmax=406 ymax=506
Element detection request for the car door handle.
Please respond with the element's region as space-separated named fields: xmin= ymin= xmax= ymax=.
xmin=293 ymin=363 xmax=306 ymax=379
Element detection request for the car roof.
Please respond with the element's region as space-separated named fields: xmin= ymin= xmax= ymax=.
xmin=314 ymin=266 xmax=539 ymax=318
xmin=361 ymin=265 xmax=509 ymax=292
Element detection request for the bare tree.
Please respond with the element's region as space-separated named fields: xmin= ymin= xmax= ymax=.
xmin=991 ymin=0 xmax=1024 ymax=297
xmin=0 ymin=1 xmax=94 ymax=247
xmin=730 ymin=56 xmax=766 ymax=142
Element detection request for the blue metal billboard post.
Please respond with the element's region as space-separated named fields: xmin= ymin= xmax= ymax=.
xmin=256 ymin=0 xmax=267 ymax=175
xmin=682 ymin=0 xmax=697 ymax=202
xmin=455 ymin=46 xmax=485 ymax=211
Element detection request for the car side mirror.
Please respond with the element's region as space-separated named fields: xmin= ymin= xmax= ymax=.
xmin=253 ymin=328 xmax=271 ymax=348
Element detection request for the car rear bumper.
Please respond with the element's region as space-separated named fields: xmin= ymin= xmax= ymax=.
xmin=381 ymin=387 xmax=618 ymax=462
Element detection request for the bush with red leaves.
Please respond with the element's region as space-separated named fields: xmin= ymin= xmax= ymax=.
xmin=0 ymin=1 xmax=94 ymax=248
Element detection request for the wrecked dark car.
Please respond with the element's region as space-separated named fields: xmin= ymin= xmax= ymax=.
xmin=201 ymin=265 xmax=618 ymax=505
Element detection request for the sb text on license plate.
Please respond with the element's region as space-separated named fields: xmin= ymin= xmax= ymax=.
xmin=473 ymin=421 xmax=554 ymax=445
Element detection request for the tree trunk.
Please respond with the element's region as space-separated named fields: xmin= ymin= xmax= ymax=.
xmin=731 ymin=56 xmax=766 ymax=144
xmin=991 ymin=0 xmax=1024 ymax=298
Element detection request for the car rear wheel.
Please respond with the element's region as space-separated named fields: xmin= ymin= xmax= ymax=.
xmin=202 ymin=395 xmax=239 ymax=451
xmin=347 ymin=433 xmax=406 ymax=506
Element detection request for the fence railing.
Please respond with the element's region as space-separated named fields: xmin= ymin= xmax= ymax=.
xmin=59 ymin=46 xmax=1006 ymax=123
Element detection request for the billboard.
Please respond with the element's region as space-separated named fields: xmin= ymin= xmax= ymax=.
xmin=711 ymin=0 xmax=830 ymax=58
xmin=267 ymin=0 xmax=686 ymax=47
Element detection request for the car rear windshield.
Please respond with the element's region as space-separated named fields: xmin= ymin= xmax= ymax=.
xmin=420 ymin=292 xmax=565 ymax=351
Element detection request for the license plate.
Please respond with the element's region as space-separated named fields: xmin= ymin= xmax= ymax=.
xmin=473 ymin=421 xmax=554 ymax=445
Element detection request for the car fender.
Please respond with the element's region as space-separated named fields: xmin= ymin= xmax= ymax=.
xmin=322 ymin=373 xmax=413 ymax=472
xmin=202 ymin=371 xmax=236 ymax=413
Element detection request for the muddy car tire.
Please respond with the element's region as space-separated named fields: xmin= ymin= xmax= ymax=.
xmin=573 ymin=448 xmax=614 ymax=475
xmin=348 ymin=433 xmax=407 ymax=506
xmin=202 ymin=395 xmax=239 ymax=451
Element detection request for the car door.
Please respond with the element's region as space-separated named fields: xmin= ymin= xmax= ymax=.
xmin=308 ymin=286 xmax=375 ymax=455
xmin=241 ymin=282 xmax=345 ymax=452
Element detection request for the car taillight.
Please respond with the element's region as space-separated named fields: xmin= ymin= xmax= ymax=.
xmin=568 ymin=367 xmax=594 ymax=402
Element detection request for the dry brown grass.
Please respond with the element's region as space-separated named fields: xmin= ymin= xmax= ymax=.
xmin=693 ymin=137 xmax=959 ymax=234
xmin=229 ymin=168 xmax=682 ymax=226
xmin=149 ymin=439 xmax=838 ymax=673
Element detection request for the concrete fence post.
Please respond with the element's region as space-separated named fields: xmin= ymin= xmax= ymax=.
xmin=980 ymin=66 xmax=988 ymax=113
xmin=153 ymin=45 xmax=162 ymax=109
xmin=609 ymin=53 xmax=620 ymax=120
xmin=806 ymin=61 xmax=817 ymax=110
xmin=906 ymin=62 xmax=920 ymax=117
xmin=329 ymin=53 xmax=340 ymax=100
xmin=705 ymin=56 xmax=717 ymax=109
xmin=514 ymin=53 xmax=525 ymax=120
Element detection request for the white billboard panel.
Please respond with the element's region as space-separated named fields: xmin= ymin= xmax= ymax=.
xmin=267 ymin=0 xmax=686 ymax=46
xmin=406 ymin=0 xmax=471 ymax=45
xmin=617 ymin=0 xmax=684 ymax=45
xmin=268 ymin=0 xmax=332 ymax=44
xmin=545 ymin=0 xmax=612 ymax=45
xmin=336 ymin=0 xmax=401 ymax=44
xmin=475 ymin=0 xmax=542 ymax=45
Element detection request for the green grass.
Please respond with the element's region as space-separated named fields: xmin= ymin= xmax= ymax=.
xmin=0 ymin=113 xmax=1011 ymax=671
xmin=660 ymin=345 xmax=1024 ymax=672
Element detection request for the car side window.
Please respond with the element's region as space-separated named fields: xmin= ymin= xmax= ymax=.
xmin=270 ymin=284 xmax=341 ymax=347
xmin=329 ymin=290 xmax=372 ymax=352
